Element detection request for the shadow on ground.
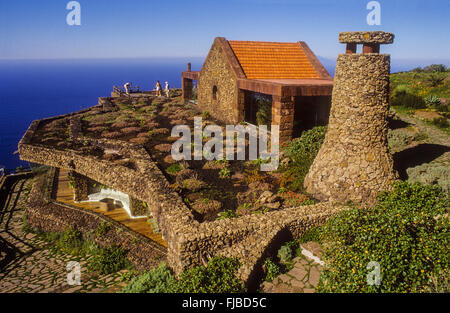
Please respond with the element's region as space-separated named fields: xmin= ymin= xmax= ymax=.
xmin=393 ymin=143 xmax=450 ymax=179
xmin=388 ymin=117 xmax=411 ymax=130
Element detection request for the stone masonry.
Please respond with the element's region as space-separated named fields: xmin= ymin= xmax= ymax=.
xmin=304 ymin=31 xmax=398 ymax=204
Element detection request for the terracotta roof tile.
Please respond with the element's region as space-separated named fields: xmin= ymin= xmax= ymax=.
xmin=228 ymin=41 xmax=320 ymax=80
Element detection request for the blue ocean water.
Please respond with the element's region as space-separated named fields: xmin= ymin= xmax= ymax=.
xmin=0 ymin=58 xmax=204 ymax=170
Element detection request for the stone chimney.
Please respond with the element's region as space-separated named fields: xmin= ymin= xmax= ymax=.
xmin=304 ymin=31 xmax=398 ymax=204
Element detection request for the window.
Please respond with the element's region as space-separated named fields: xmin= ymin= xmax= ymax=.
xmin=212 ymin=85 xmax=218 ymax=100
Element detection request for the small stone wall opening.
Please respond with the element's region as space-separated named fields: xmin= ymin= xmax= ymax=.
xmin=212 ymin=85 xmax=218 ymax=101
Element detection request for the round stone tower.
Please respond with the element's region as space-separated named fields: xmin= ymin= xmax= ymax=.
xmin=304 ymin=31 xmax=398 ymax=204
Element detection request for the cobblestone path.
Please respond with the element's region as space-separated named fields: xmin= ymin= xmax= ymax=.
xmin=260 ymin=242 xmax=324 ymax=293
xmin=0 ymin=176 xmax=127 ymax=293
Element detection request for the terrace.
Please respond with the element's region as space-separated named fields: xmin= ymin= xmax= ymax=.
xmin=19 ymin=89 xmax=341 ymax=288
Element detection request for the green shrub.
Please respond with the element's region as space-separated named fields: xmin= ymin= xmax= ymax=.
xmin=318 ymin=182 xmax=449 ymax=293
xmin=122 ymin=257 xmax=245 ymax=293
xmin=431 ymin=116 xmax=449 ymax=128
xmin=166 ymin=163 xmax=182 ymax=175
xmin=391 ymin=85 xmax=427 ymax=109
xmin=178 ymin=257 xmax=244 ymax=293
xmin=121 ymin=262 xmax=177 ymax=293
xmin=407 ymin=163 xmax=450 ymax=193
xmin=298 ymin=226 xmax=322 ymax=244
xmin=216 ymin=209 xmax=238 ymax=220
xmin=279 ymin=126 xmax=327 ymax=191
xmin=263 ymin=258 xmax=281 ymax=282
xmin=277 ymin=245 xmax=293 ymax=263
xmin=88 ymin=244 xmax=130 ymax=275
xmin=95 ymin=221 xmax=112 ymax=237
xmin=425 ymin=95 xmax=441 ymax=108
xmin=218 ymin=167 xmax=231 ymax=178
xmin=387 ymin=129 xmax=414 ymax=152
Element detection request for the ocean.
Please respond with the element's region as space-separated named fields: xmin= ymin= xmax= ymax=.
xmin=0 ymin=58 xmax=204 ymax=170
xmin=0 ymin=57 xmax=424 ymax=170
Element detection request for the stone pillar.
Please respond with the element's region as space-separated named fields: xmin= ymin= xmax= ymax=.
xmin=130 ymin=198 xmax=148 ymax=217
xmin=272 ymin=95 xmax=294 ymax=144
xmin=69 ymin=171 xmax=90 ymax=202
xmin=182 ymin=78 xmax=193 ymax=102
xmin=304 ymin=31 xmax=398 ymax=204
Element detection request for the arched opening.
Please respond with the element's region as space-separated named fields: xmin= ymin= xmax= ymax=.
xmin=212 ymin=85 xmax=218 ymax=101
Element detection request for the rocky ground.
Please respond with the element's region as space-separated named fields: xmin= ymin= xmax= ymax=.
xmin=0 ymin=176 xmax=127 ymax=293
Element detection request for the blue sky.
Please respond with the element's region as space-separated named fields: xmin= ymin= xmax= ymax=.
xmin=0 ymin=0 xmax=449 ymax=64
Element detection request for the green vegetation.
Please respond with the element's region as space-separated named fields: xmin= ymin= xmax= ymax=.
xmin=88 ymin=244 xmax=131 ymax=275
xmin=166 ymin=163 xmax=182 ymax=175
xmin=407 ymin=163 xmax=450 ymax=193
xmin=122 ymin=257 xmax=245 ymax=293
xmin=216 ymin=209 xmax=238 ymax=220
xmin=318 ymin=182 xmax=449 ymax=293
xmin=96 ymin=221 xmax=112 ymax=237
xmin=263 ymin=258 xmax=282 ymax=282
xmin=218 ymin=167 xmax=231 ymax=178
xmin=255 ymin=96 xmax=272 ymax=128
xmin=22 ymin=225 xmax=131 ymax=275
xmin=279 ymin=126 xmax=327 ymax=191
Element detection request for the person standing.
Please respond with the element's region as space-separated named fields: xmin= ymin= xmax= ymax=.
xmin=164 ymin=81 xmax=170 ymax=98
xmin=124 ymin=82 xmax=131 ymax=95
xmin=155 ymin=81 xmax=162 ymax=97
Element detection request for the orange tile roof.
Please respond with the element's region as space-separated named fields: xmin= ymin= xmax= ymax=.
xmin=228 ymin=41 xmax=320 ymax=80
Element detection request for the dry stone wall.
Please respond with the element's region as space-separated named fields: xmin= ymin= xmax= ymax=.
xmin=26 ymin=167 xmax=167 ymax=270
xmin=19 ymin=93 xmax=346 ymax=289
xmin=198 ymin=41 xmax=238 ymax=124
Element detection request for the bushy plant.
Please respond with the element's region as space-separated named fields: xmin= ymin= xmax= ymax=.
xmin=391 ymin=85 xmax=427 ymax=109
xmin=121 ymin=262 xmax=177 ymax=293
xmin=88 ymin=244 xmax=130 ymax=275
xmin=407 ymin=163 xmax=450 ymax=192
xmin=277 ymin=245 xmax=293 ymax=263
xmin=387 ymin=129 xmax=414 ymax=152
xmin=216 ymin=209 xmax=238 ymax=220
xmin=279 ymin=126 xmax=327 ymax=191
xmin=263 ymin=258 xmax=281 ymax=282
xmin=318 ymin=182 xmax=449 ymax=293
xmin=166 ymin=163 xmax=182 ymax=175
xmin=219 ymin=167 xmax=231 ymax=178
xmin=425 ymin=95 xmax=441 ymax=108
xmin=177 ymin=257 xmax=244 ymax=293
xmin=122 ymin=257 xmax=245 ymax=293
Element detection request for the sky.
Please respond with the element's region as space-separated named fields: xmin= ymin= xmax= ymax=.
xmin=0 ymin=0 xmax=449 ymax=65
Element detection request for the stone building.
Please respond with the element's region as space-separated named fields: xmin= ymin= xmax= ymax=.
xmin=181 ymin=37 xmax=334 ymax=142
xmin=304 ymin=31 xmax=399 ymax=203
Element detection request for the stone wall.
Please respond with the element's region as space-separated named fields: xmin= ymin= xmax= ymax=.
xmin=19 ymin=94 xmax=347 ymax=289
xmin=304 ymin=32 xmax=398 ymax=204
xmin=26 ymin=168 xmax=167 ymax=270
xmin=197 ymin=40 xmax=238 ymax=124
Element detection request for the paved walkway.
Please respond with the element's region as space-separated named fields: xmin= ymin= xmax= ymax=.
xmin=0 ymin=176 xmax=127 ymax=293
xmin=260 ymin=242 xmax=324 ymax=293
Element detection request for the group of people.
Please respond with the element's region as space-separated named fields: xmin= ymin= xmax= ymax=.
xmin=123 ymin=81 xmax=170 ymax=98
xmin=155 ymin=80 xmax=170 ymax=98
